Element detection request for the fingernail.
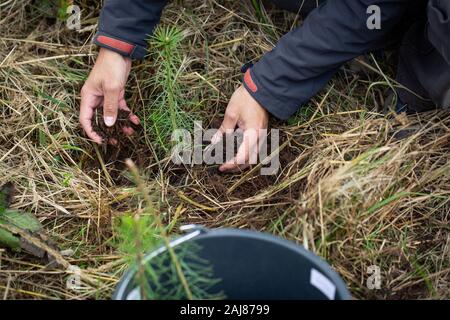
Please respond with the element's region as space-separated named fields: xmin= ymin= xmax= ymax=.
xmin=104 ymin=116 xmax=115 ymax=127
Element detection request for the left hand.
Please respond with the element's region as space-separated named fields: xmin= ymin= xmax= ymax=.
xmin=212 ymin=85 xmax=269 ymax=172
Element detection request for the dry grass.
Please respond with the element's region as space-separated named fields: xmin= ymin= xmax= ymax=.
xmin=0 ymin=0 xmax=449 ymax=299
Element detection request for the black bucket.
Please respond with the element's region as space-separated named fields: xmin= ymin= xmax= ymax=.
xmin=114 ymin=226 xmax=351 ymax=300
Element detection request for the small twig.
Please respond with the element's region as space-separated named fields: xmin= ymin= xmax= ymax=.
xmin=177 ymin=191 xmax=219 ymax=212
xmin=1 ymin=53 xmax=94 ymax=68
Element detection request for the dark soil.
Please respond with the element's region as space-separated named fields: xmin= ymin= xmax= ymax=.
xmin=88 ymin=112 xmax=303 ymax=201
xmin=92 ymin=109 xmax=140 ymax=145
xmin=85 ymin=109 xmax=151 ymax=185
xmin=0 ymin=182 xmax=15 ymax=208
xmin=168 ymin=125 xmax=303 ymax=202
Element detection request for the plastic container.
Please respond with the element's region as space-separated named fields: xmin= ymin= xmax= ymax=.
xmin=114 ymin=226 xmax=351 ymax=300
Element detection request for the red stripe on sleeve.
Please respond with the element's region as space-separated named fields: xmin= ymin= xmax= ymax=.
xmin=244 ymin=69 xmax=258 ymax=93
xmin=97 ymin=36 xmax=135 ymax=55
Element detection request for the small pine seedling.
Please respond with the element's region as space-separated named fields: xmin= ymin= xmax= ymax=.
xmin=114 ymin=160 xmax=223 ymax=300
xmin=143 ymin=26 xmax=195 ymax=156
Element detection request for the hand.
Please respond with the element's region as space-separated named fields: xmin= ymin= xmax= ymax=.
xmin=80 ymin=48 xmax=139 ymax=144
xmin=212 ymin=85 xmax=269 ymax=172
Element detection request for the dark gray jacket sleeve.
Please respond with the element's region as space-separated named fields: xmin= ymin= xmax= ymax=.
xmin=93 ymin=0 xmax=168 ymax=59
xmin=244 ymin=0 xmax=410 ymax=120
xmin=427 ymin=0 xmax=450 ymax=65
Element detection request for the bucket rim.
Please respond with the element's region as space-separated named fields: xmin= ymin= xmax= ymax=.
xmin=113 ymin=227 xmax=352 ymax=300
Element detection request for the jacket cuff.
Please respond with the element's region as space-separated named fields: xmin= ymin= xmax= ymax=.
xmin=242 ymin=68 xmax=297 ymax=121
xmin=93 ymin=32 xmax=148 ymax=60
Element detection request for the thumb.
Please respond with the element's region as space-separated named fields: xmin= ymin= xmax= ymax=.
xmin=103 ymin=83 xmax=121 ymax=127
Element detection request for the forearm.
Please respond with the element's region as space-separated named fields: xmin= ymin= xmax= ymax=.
xmin=245 ymin=0 xmax=410 ymax=120
xmin=93 ymin=0 xmax=168 ymax=60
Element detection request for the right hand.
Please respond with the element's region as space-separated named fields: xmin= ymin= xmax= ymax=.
xmin=80 ymin=48 xmax=139 ymax=144
xmin=212 ymin=85 xmax=269 ymax=172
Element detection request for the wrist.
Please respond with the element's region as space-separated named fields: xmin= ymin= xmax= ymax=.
xmin=240 ymin=81 xmax=268 ymax=118
xmin=99 ymin=47 xmax=131 ymax=63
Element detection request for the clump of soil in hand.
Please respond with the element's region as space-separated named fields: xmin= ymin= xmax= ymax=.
xmin=86 ymin=108 xmax=150 ymax=185
xmin=92 ymin=109 xmax=140 ymax=146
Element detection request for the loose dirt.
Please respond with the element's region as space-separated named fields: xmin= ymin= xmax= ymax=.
xmin=86 ymin=109 xmax=150 ymax=184
xmin=92 ymin=109 xmax=140 ymax=146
